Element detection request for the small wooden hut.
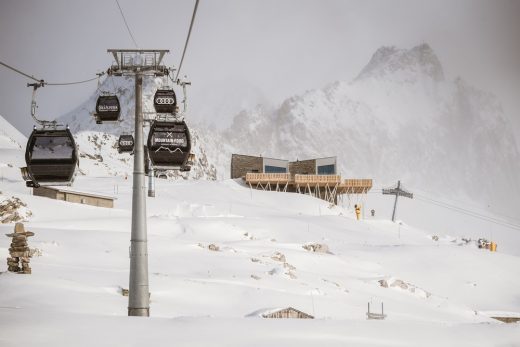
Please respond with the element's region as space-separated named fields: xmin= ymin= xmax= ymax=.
xmin=261 ymin=307 xmax=314 ymax=319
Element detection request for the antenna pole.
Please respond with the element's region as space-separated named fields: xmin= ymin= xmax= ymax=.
xmin=128 ymin=69 xmax=150 ymax=316
xmin=148 ymin=159 xmax=155 ymax=198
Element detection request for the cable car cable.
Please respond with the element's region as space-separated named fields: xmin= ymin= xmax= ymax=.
xmin=115 ymin=0 xmax=139 ymax=49
xmin=414 ymin=194 xmax=520 ymax=230
xmin=0 ymin=60 xmax=42 ymax=83
xmin=369 ymin=186 xmax=519 ymax=230
xmin=1 ymin=59 xmax=103 ymax=87
xmin=45 ymin=75 xmax=101 ymax=86
xmin=175 ymin=0 xmax=200 ymax=81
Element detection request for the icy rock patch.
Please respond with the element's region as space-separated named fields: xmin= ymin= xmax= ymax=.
xmin=262 ymin=252 xmax=298 ymax=279
xmin=379 ymin=278 xmax=432 ymax=298
xmin=270 ymin=251 xmax=286 ymax=263
xmin=198 ymin=243 xmax=220 ymax=252
xmin=302 ymin=243 xmax=331 ymax=254
xmin=0 ymin=196 xmax=32 ymax=224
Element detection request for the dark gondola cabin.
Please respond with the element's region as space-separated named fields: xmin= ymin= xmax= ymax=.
xmin=118 ymin=134 xmax=134 ymax=153
xmin=95 ymin=95 xmax=120 ymax=123
xmin=23 ymin=128 xmax=78 ymax=187
xmin=153 ymin=89 xmax=176 ymax=114
xmin=147 ymin=120 xmax=191 ymax=170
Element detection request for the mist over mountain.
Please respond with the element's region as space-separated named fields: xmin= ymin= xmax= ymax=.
xmin=220 ymin=44 xmax=520 ymax=215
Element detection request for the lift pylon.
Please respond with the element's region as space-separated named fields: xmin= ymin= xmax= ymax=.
xmin=382 ymin=180 xmax=413 ymax=222
xmin=107 ymin=49 xmax=170 ymax=317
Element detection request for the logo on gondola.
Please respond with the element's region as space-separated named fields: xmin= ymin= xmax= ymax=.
xmin=154 ymin=132 xmax=185 ymax=146
xmin=98 ymin=105 xmax=119 ymax=111
xmin=119 ymin=140 xmax=134 ymax=146
xmin=155 ymin=97 xmax=175 ymax=105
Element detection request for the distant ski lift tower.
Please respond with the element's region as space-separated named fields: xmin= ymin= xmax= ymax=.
xmin=382 ymin=180 xmax=413 ymax=222
xmin=107 ymin=49 xmax=170 ymax=317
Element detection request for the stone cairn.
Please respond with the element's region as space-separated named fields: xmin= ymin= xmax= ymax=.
xmin=6 ymin=222 xmax=34 ymax=274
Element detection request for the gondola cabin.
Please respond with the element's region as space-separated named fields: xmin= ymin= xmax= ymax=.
xmin=153 ymin=89 xmax=177 ymax=114
xmin=118 ymin=134 xmax=134 ymax=153
xmin=147 ymin=120 xmax=191 ymax=170
xmin=95 ymin=95 xmax=120 ymax=123
xmin=22 ymin=128 xmax=78 ymax=187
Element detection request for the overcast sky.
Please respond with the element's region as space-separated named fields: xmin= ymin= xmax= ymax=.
xmin=0 ymin=0 xmax=519 ymax=136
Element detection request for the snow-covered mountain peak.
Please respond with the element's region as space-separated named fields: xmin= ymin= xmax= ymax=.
xmin=56 ymin=76 xmax=218 ymax=180
xmin=356 ymin=43 xmax=444 ymax=83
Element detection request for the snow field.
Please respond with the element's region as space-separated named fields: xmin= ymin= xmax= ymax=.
xmin=1 ymin=173 xmax=519 ymax=346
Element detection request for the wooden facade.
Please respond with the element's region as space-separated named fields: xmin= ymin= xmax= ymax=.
xmin=289 ymin=159 xmax=317 ymax=175
xmin=33 ymin=186 xmax=115 ymax=208
xmin=262 ymin=307 xmax=314 ymax=319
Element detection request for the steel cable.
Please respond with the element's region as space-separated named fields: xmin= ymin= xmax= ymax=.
xmin=175 ymin=0 xmax=200 ymax=81
xmin=1 ymin=59 xmax=102 ymax=86
xmin=115 ymin=0 xmax=139 ymax=48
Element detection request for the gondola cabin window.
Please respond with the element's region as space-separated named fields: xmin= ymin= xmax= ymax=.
xmin=31 ymin=136 xmax=74 ymax=160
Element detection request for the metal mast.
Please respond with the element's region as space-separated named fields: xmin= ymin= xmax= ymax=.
xmin=107 ymin=49 xmax=169 ymax=317
xmin=382 ymin=180 xmax=413 ymax=222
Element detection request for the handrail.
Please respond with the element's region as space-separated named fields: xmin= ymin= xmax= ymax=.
xmin=342 ymin=179 xmax=373 ymax=187
xmin=294 ymin=174 xmax=341 ymax=184
xmin=245 ymin=173 xmax=290 ymax=182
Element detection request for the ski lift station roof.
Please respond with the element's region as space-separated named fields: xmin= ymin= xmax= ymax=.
xmin=32 ymin=186 xmax=116 ymax=208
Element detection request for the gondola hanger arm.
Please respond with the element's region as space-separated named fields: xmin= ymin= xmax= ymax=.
xmin=27 ymin=81 xmax=59 ymax=128
xmin=177 ymin=75 xmax=191 ymax=114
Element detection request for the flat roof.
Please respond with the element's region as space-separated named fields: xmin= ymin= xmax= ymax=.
xmin=37 ymin=186 xmax=116 ymax=200
xmin=290 ymin=156 xmax=336 ymax=162
xmin=232 ymin=153 xmax=288 ymax=161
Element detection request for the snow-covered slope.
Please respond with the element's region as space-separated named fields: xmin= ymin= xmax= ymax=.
xmin=219 ymin=44 xmax=520 ymax=215
xmin=0 ymin=173 xmax=519 ymax=346
xmin=0 ymin=115 xmax=26 ymax=171
xmin=58 ymin=77 xmax=217 ymax=180
xmin=0 ymin=114 xmax=26 ymax=150
xmin=0 ymin=110 xmax=519 ymax=345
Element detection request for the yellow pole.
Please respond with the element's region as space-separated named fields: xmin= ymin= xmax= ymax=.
xmin=355 ymin=204 xmax=361 ymax=220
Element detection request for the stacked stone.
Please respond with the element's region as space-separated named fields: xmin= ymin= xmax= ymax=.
xmin=6 ymin=222 xmax=34 ymax=274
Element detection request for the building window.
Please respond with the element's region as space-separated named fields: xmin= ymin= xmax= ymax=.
xmin=264 ymin=165 xmax=287 ymax=173
xmin=317 ymin=164 xmax=335 ymax=175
